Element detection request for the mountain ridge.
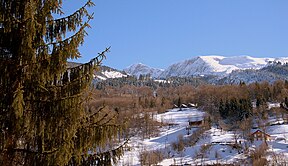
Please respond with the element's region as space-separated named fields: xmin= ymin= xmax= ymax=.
xmin=124 ymin=55 xmax=288 ymax=78
xmin=123 ymin=63 xmax=164 ymax=78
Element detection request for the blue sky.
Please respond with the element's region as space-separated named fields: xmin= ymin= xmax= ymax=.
xmin=63 ymin=0 xmax=288 ymax=69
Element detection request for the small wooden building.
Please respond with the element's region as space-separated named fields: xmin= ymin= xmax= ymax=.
xmin=173 ymin=104 xmax=178 ymax=108
xmin=251 ymin=130 xmax=271 ymax=141
xmin=181 ymin=104 xmax=188 ymax=108
xmin=188 ymin=103 xmax=197 ymax=108
xmin=188 ymin=120 xmax=203 ymax=127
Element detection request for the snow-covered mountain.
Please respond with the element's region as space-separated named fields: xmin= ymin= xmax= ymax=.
xmin=124 ymin=63 xmax=164 ymax=78
xmin=67 ymin=62 xmax=127 ymax=80
xmin=124 ymin=56 xmax=288 ymax=81
xmin=69 ymin=55 xmax=288 ymax=83
xmin=160 ymin=55 xmax=288 ymax=78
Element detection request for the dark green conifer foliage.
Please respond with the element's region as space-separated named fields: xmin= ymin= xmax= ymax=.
xmin=256 ymin=96 xmax=263 ymax=108
xmin=219 ymin=98 xmax=252 ymax=121
xmin=177 ymin=97 xmax=182 ymax=108
xmin=285 ymin=97 xmax=288 ymax=107
xmin=218 ymin=99 xmax=226 ymax=118
xmin=0 ymin=1 xmax=123 ymax=165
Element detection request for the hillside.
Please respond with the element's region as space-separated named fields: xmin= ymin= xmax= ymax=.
xmin=218 ymin=63 xmax=288 ymax=84
xmin=117 ymin=105 xmax=288 ymax=165
xmin=67 ymin=62 xmax=128 ymax=80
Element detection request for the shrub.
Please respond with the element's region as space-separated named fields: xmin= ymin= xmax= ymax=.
xmin=139 ymin=150 xmax=164 ymax=166
xmin=171 ymin=134 xmax=185 ymax=152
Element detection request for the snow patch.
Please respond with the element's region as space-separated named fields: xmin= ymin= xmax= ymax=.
xmin=102 ymin=71 xmax=127 ymax=79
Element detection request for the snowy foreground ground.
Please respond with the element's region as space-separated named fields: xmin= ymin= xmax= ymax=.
xmin=115 ymin=107 xmax=288 ymax=166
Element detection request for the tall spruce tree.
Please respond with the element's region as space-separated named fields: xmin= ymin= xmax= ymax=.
xmin=0 ymin=0 xmax=124 ymax=165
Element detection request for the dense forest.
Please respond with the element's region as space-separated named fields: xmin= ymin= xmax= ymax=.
xmin=92 ymin=78 xmax=288 ymax=138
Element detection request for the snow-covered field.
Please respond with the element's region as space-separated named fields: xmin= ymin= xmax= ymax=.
xmin=116 ymin=108 xmax=204 ymax=165
xmin=115 ymin=106 xmax=288 ymax=165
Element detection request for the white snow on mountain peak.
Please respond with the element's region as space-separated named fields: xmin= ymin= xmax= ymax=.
xmin=124 ymin=55 xmax=288 ymax=78
xmin=219 ymin=56 xmax=273 ymax=68
xmin=124 ymin=63 xmax=164 ymax=78
xmin=191 ymin=55 xmax=273 ymax=74
xmin=160 ymin=55 xmax=236 ymax=77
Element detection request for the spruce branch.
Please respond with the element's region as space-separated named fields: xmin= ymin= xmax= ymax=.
xmin=8 ymin=147 xmax=58 ymax=155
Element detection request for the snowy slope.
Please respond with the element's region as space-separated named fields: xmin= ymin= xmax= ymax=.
xmin=67 ymin=62 xmax=127 ymax=80
xmin=217 ymin=63 xmax=288 ymax=84
xmin=95 ymin=70 xmax=127 ymax=80
xmin=124 ymin=63 xmax=164 ymax=78
xmin=160 ymin=55 xmax=286 ymax=78
xmin=116 ymin=108 xmax=249 ymax=165
xmin=116 ymin=104 xmax=288 ymax=166
xmin=160 ymin=56 xmax=232 ymax=77
xmin=116 ymin=108 xmax=205 ymax=166
xmin=95 ymin=66 xmax=128 ymax=80
xmin=218 ymin=70 xmax=285 ymax=84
